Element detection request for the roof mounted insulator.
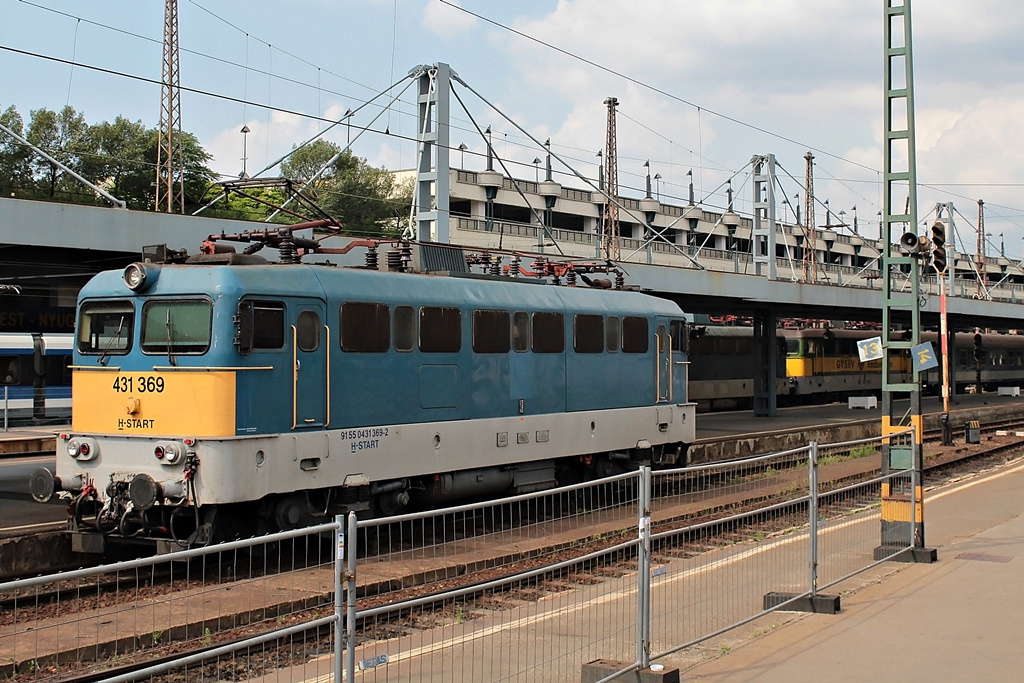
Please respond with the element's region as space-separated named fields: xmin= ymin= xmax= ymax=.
xmin=399 ymin=241 xmax=413 ymax=272
xmin=365 ymin=244 xmax=379 ymax=270
xmin=387 ymin=249 xmax=402 ymax=272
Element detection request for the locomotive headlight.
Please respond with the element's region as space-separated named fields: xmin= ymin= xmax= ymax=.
xmin=154 ymin=441 xmax=184 ymax=465
xmin=67 ymin=437 xmax=98 ymax=461
xmin=123 ymin=262 xmax=159 ymax=292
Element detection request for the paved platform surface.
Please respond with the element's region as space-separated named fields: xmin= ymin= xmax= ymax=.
xmin=0 ymin=425 xmax=59 ymax=455
xmin=683 ymin=456 xmax=1024 ymax=681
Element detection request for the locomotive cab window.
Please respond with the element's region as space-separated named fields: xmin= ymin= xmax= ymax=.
xmin=473 ymin=309 xmax=510 ymax=353
xmin=141 ymin=300 xmax=213 ymax=355
xmin=573 ymin=314 xmax=604 ymax=353
xmin=622 ymin=316 xmax=649 ymax=353
xmin=78 ymin=300 xmax=134 ymax=355
xmin=420 ymin=306 xmax=461 ymax=353
xmin=236 ymin=300 xmax=285 ymax=355
xmin=341 ymin=302 xmax=389 ymax=352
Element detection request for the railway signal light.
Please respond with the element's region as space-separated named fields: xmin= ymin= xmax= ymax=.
xmin=930 ymin=222 xmax=947 ymax=273
xmin=973 ymin=333 xmax=986 ymax=362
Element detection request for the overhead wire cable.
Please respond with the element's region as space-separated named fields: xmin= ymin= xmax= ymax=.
xmin=437 ymin=0 xmax=878 ymax=174
xmin=451 ymin=76 xmax=711 ymax=266
xmin=17 ymin=0 xmax=380 ymax=101
xmin=15 ymin=0 xmax=628 ymax=193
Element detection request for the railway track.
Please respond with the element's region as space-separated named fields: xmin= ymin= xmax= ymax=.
xmin=5 ymin=424 xmax=1024 ymax=682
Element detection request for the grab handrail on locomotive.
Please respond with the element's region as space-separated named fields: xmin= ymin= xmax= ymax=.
xmin=30 ymin=227 xmax=697 ymax=553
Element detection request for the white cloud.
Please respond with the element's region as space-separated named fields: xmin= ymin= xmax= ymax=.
xmin=422 ymin=0 xmax=476 ymax=37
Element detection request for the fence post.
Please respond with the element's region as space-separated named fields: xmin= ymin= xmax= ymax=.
xmin=637 ymin=466 xmax=652 ymax=669
xmin=346 ymin=512 xmax=359 ymax=681
xmin=808 ymin=441 xmax=819 ymax=598
xmin=334 ymin=514 xmax=345 ymax=683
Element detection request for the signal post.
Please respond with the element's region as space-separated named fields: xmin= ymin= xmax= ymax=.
xmin=931 ymin=220 xmax=954 ymax=446
xmin=876 ymin=0 xmax=936 ymax=563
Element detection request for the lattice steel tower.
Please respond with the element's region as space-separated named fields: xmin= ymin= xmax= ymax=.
xmin=802 ymin=152 xmax=816 ymax=283
xmin=156 ymin=0 xmax=184 ymax=213
xmin=602 ymin=97 xmax=620 ymax=261
xmin=976 ymin=199 xmax=986 ymax=298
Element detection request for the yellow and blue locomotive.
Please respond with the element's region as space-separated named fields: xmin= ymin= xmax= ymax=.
xmin=31 ymin=232 xmax=696 ymax=551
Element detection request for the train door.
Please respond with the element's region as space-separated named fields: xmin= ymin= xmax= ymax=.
xmin=656 ymin=319 xmax=672 ymax=403
xmin=290 ymin=300 xmax=328 ymax=429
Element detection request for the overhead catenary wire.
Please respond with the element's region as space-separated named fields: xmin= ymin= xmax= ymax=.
xmin=438 ymin=0 xmax=878 ymax=174
xmin=8 ymin=4 xmax=1024 ymax=258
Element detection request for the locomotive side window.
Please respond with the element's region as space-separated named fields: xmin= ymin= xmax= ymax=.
xmin=670 ymin=320 xmax=687 ymax=352
xmin=512 ymin=311 xmax=530 ymax=352
xmin=394 ymin=305 xmax=415 ymax=352
xmin=420 ymin=306 xmax=461 ymax=353
xmin=473 ymin=309 xmax=510 ymax=353
xmin=78 ymin=300 xmax=134 ymax=355
xmin=621 ymin=316 xmax=649 ymax=353
xmin=296 ymin=310 xmax=321 ymax=352
xmin=341 ymin=302 xmax=389 ymax=352
xmin=573 ymin=314 xmax=604 ymax=353
xmin=606 ymin=316 xmax=620 ymax=352
xmin=532 ymin=312 xmax=564 ymax=353
xmin=141 ymin=300 xmax=212 ymax=355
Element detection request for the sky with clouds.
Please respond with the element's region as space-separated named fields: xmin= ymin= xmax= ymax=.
xmin=2 ymin=0 xmax=1024 ymax=259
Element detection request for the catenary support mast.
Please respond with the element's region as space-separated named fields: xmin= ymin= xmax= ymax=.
xmin=877 ymin=0 xmax=935 ymax=563
xmin=602 ymin=97 xmax=620 ymax=261
xmin=156 ymin=0 xmax=184 ymax=213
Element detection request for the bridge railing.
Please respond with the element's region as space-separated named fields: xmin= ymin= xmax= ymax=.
xmin=454 ymin=216 xmax=1024 ymax=300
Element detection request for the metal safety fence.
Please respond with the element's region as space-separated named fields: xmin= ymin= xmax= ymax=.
xmin=0 ymin=526 xmax=342 ymax=682
xmin=1 ymin=428 xmax=917 ymax=681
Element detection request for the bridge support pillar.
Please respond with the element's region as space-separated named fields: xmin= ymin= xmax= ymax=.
xmin=753 ymin=309 xmax=778 ymax=416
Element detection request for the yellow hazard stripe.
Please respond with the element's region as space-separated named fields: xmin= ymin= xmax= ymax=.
xmin=880 ymin=485 xmax=924 ymax=523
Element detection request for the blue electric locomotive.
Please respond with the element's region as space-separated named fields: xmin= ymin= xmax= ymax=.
xmin=31 ymin=233 xmax=696 ymax=551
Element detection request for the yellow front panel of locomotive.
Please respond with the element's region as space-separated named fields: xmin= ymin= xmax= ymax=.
xmin=786 ymin=357 xmax=813 ymax=377
xmin=72 ymin=371 xmax=236 ymax=436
